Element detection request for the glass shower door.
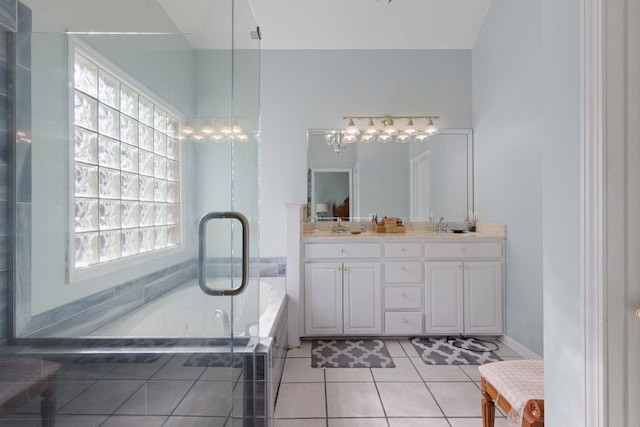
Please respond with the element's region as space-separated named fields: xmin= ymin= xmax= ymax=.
xmin=8 ymin=0 xmax=261 ymax=425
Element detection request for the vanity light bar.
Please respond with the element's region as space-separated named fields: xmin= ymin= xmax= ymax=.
xmin=342 ymin=115 xmax=439 ymax=120
xmin=341 ymin=116 xmax=440 ymax=143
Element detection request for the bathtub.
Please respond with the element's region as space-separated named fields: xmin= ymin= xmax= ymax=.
xmin=29 ymin=279 xmax=287 ymax=426
xmin=91 ymin=279 xmax=286 ymax=338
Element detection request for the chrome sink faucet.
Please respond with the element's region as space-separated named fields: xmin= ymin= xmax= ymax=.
xmin=332 ymin=217 xmax=348 ymax=233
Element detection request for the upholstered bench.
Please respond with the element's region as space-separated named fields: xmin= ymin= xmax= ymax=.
xmin=478 ymin=360 xmax=544 ymax=427
xmin=0 ymin=357 xmax=60 ymax=426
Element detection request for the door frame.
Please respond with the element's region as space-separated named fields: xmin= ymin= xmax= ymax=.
xmin=583 ymin=0 xmax=636 ymax=425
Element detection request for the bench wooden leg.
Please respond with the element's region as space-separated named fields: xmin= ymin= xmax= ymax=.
xmin=481 ymin=378 xmax=495 ymax=427
xmin=522 ymin=399 xmax=544 ymax=427
xmin=40 ymin=375 xmax=57 ymax=427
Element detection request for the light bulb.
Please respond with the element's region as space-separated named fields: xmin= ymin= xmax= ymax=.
xmin=396 ymin=133 xmax=411 ymax=143
xmin=404 ymin=119 xmax=417 ymax=136
xmin=220 ymin=124 xmax=233 ymax=135
xmin=360 ymin=134 xmax=375 ymax=143
xmin=345 ymin=118 xmax=360 ymax=135
xmin=364 ymin=119 xmax=380 ymax=135
xmin=182 ymin=126 xmax=194 ymax=136
xmin=382 ymin=118 xmax=398 ymax=136
xmin=200 ymin=125 xmax=214 ymax=135
xmin=342 ymin=134 xmax=358 ymax=144
xmin=378 ymin=134 xmax=392 ymax=143
xmin=424 ymin=118 xmax=439 ymax=136
xmin=415 ymin=132 xmax=430 ymax=142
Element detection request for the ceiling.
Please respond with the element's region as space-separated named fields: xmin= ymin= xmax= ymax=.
xmin=248 ymin=0 xmax=493 ymax=50
xmin=20 ymin=0 xmax=493 ymax=50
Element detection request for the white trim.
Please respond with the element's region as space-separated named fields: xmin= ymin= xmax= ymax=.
xmin=498 ymin=335 xmax=542 ymax=360
xmin=581 ymin=0 xmax=606 ymax=425
xmin=285 ymin=203 xmax=305 ymax=348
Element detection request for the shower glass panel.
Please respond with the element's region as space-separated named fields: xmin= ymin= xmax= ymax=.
xmin=8 ymin=1 xmax=260 ymax=425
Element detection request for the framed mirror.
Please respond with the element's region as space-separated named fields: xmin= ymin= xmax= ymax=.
xmin=306 ymin=128 xmax=473 ymax=221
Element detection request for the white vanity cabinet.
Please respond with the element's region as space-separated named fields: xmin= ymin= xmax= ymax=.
xmin=304 ymin=243 xmax=381 ymax=335
xmin=382 ymin=241 xmax=424 ymax=335
xmin=424 ymin=242 xmax=504 ymax=335
xmin=463 ymin=261 xmax=503 ymax=334
xmin=424 ymin=262 xmax=464 ymax=334
xmin=301 ymin=233 xmax=504 ymax=337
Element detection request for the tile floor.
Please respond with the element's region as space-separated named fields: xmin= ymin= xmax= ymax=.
xmin=3 ymin=354 xmax=246 ymax=427
xmin=274 ymin=338 xmax=524 ymax=427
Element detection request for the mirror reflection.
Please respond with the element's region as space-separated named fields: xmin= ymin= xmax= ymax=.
xmin=307 ymin=129 xmax=473 ymax=221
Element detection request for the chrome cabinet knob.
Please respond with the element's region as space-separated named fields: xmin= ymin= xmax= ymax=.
xmin=636 ymin=309 xmax=640 ymax=320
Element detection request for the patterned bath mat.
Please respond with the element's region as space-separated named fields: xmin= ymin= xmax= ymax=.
xmin=311 ymin=339 xmax=396 ymax=368
xmin=410 ymin=337 xmax=502 ymax=365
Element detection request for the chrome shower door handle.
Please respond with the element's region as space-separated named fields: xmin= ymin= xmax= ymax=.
xmin=198 ymin=211 xmax=250 ymax=296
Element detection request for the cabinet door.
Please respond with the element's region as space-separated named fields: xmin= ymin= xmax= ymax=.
xmin=305 ymin=263 xmax=342 ymax=335
xmin=464 ymin=261 xmax=504 ymax=334
xmin=425 ymin=261 xmax=464 ymax=334
xmin=343 ymin=262 xmax=381 ymax=334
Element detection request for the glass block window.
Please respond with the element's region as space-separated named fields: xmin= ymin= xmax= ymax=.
xmin=73 ymin=50 xmax=181 ymax=269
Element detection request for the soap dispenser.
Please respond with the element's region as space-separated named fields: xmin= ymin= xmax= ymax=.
xmin=468 ymin=211 xmax=477 ymax=232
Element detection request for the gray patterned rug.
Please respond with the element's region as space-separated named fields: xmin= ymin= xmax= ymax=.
xmin=311 ymin=339 xmax=396 ymax=368
xmin=410 ymin=337 xmax=503 ymax=365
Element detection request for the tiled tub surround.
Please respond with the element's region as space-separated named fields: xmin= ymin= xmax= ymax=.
xmin=90 ymin=280 xmax=286 ymax=339
xmin=13 ymin=256 xmax=286 ymax=339
xmin=17 ymin=260 xmax=197 ymax=338
xmin=1 ymin=287 xmax=288 ymax=426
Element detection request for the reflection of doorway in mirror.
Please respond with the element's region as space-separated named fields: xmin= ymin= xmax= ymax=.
xmin=410 ymin=151 xmax=431 ymax=220
xmin=311 ymin=168 xmax=353 ymax=218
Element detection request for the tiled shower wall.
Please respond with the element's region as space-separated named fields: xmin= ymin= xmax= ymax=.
xmin=0 ymin=0 xmax=18 ymax=347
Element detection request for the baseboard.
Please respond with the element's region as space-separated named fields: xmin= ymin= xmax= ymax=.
xmin=499 ymin=335 xmax=543 ymax=360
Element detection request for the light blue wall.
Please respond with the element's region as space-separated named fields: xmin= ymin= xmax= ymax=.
xmin=473 ymin=0 xmax=583 ymax=422
xmin=472 ymin=1 xmax=544 ymax=355
xmin=541 ymin=0 xmax=582 ymax=424
xmin=260 ymin=50 xmax=473 ymax=257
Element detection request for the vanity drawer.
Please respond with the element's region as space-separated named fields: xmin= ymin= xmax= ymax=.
xmin=384 ymin=312 xmax=423 ymax=335
xmin=424 ymin=242 xmax=503 ymax=259
xmin=384 ymin=242 xmax=422 ymax=258
xmin=305 ymin=242 xmax=381 ymax=259
xmin=384 ymin=261 xmax=422 ymax=283
xmin=384 ymin=286 xmax=422 ymax=309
